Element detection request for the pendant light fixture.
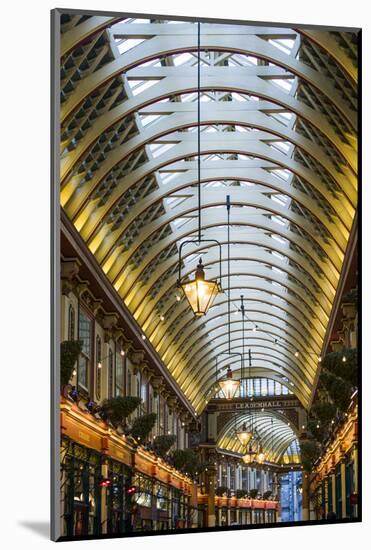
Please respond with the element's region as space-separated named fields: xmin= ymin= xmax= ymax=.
xmin=256 ymin=442 xmax=266 ymax=465
xmin=215 ymin=195 xmax=242 ymax=399
xmin=242 ymin=443 xmax=257 ymax=465
xmin=237 ymin=422 xmax=253 ymax=446
xmin=177 ymin=21 xmax=222 ymax=316
xmin=218 ymin=365 xmax=240 ymax=400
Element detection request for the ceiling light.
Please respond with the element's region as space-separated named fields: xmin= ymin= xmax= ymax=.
xmin=236 ymin=423 xmax=253 ymax=446
xmin=218 ymin=366 xmax=240 ymax=400
xmin=180 ymin=258 xmax=220 ymax=316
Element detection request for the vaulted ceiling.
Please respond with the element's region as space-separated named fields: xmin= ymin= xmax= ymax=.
xmin=60 ymin=14 xmax=358 ymax=418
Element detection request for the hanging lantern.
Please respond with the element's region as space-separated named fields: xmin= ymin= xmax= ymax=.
xmin=236 ymin=423 xmax=253 ymax=446
xmin=180 ymin=258 xmax=220 ymax=316
xmin=256 ymin=442 xmax=266 ymax=464
xmin=218 ymin=366 xmax=240 ymax=400
xmin=242 ymin=444 xmax=257 ymax=464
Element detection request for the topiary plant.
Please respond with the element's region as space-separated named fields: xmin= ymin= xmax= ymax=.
xmin=249 ymin=489 xmax=258 ymax=499
xmin=263 ymin=490 xmax=272 ymax=500
xmin=322 ymin=349 xmax=358 ymax=387
xmin=307 ymin=419 xmax=327 ymax=443
xmin=131 ymin=413 xmax=157 ymax=443
xmin=101 ymin=396 xmax=142 ymax=426
xmin=171 ymin=448 xmax=202 ymax=477
xmin=311 ymin=401 xmax=337 ymax=424
xmin=216 ymin=486 xmax=230 ymax=497
xmin=301 ymin=439 xmax=320 ymax=471
xmin=153 ymin=434 xmax=177 ymax=458
xmin=236 ymin=489 xmax=248 ymax=499
xmin=60 ymin=340 xmax=83 ymax=386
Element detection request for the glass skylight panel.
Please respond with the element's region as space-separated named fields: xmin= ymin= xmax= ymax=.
xmin=270 ymin=169 xmax=291 ymax=181
xmin=161 ymin=172 xmax=180 ymax=184
xmin=271 ymin=194 xmax=288 ymax=206
xmin=173 ymin=53 xmax=193 ymax=66
xmin=150 ymin=143 xmax=177 ymax=158
xmin=272 ymin=266 xmax=285 ymax=275
xmin=270 ymin=233 xmax=287 ymax=245
xmin=272 ymin=215 xmax=287 ymax=226
xmin=231 ymin=92 xmax=246 ymax=102
xmin=272 ymin=141 xmax=291 ymax=153
xmin=117 ymin=38 xmax=146 ymax=54
xmin=129 ymin=79 xmax=160 ymax=95
xmin=141 ymin=114 xmax=161 ymax=127
xmin=268 ymin=38 xmax=295 ymax=55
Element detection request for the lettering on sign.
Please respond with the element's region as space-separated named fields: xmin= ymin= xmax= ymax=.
xmin=215 ymin=399 xmax=300 ymax=411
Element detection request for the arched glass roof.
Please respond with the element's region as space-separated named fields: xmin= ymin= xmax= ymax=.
xmin=217 ymin=411 xmax=299 ymax=463
xmin=60 ymin=15 xmax=358 ymax=416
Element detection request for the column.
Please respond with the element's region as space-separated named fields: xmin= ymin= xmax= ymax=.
xmin=207 ymin=469 xmax=216 ymax=527
xmin=100 ymin=460 xmax=108 ymax=534
xmin=353 ymin=447 xmax=358 ymax=518
xmin=331 ymin=473 xmax=336 ymax=514
xmin=302 ymin=472 xmax=310 ymax=521
xmin=191 ymin=481 xmax=198 ymax=528
xmin=324 ymin=478 xmax=329 ymax=517
xmin=341 ymin=461 xmax=346 ymax=519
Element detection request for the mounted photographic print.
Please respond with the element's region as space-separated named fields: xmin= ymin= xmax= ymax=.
xmin=51 ymin=8 xmax=361 ymax=541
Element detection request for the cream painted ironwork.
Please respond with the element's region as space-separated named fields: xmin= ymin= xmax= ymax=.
xmin=60 ymin=15 xmax=358 ymax=416
xmin=217 ymin=410 xmax=300 ymax=463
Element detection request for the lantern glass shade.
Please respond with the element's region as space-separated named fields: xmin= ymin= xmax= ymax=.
xmin=237 ymin=424 xmax=253 ymax=446
xmin=180 ymin=259 xmax=220 ymax=316
xmin=242 ymin=445 xmax=256 ymax=464
xmin=257 ymin=444 xmax=266 ymax=464
xmin=218 ymin=367 xmax=240 ymax=400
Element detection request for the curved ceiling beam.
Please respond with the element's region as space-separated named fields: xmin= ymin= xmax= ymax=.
xmin=107 ymin=196 xmax=345 ymax=295
xmin=162 ymin=304 xmax=319 ymax=381
xmin=91 ymin=164 xmax=348 ymax=267
xmin=217 ymin=410 xmax=299 ymax=461
xmin=138 ymin=238 xmax=335 ymax=335
xmin=69 ymin=138 xmax=354 ymax=241
xmin=180 ymin=338 xmax=313 ymax=404
xmin=298 ymin=29 xmax=357 ymax=84
xmin=60 ymin=33 xmax=356 ymax=131
xmin=61 ymin=16 xmax=122 ymax=57
xmin=61 ymin=101 xmax=356 ymax=204
xmin=130 ymin=254 xmax=329 ymax=338
xmin=94 ymin=181 xmax=348 ymax=287
xmin=61 ymin=77 xmax=356 ymax=211
xmin=167 ymin=313 xmax=320 ymax=384
xmin=127 ymin=238 xmax=334 ymax=320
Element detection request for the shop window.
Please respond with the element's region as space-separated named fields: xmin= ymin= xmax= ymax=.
xmin=77 ymin=308 xmax=92 ymax=393
xmin=61 ymin=438 xmax=101 ymax=537
xmin=106 ymin=459 xmax=132 ymax=534
xmin=95 ymin=335 xmax=102 ymax=401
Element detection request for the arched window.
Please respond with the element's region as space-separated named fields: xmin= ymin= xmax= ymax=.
xmin=95 ymin=335 xmax=102 ymax=401
xmin=68 ymin=305 xmax=75 ymax=341
xmin=108 ymin=348 xmax=114 ymax=399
